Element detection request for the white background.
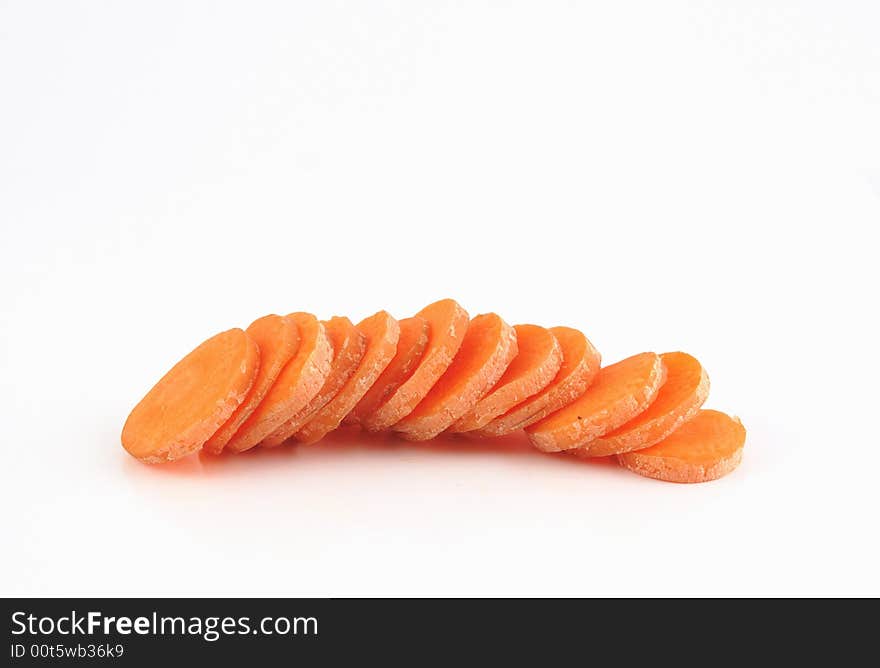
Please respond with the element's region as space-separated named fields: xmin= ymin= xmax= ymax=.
xmin=2 ymin=1 xmax=878 ymax=596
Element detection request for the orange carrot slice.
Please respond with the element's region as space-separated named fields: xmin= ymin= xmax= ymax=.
xmin=617 ymin=409 xmax=745 ymax=483
xmin=260 ymin=316 xmax=366 ymax=448
xmin=295 ymin=311 xmax=400 ymax=444
xmin=526 ymin=352 xmax=666 ymax=452
xmin=449 ymin=324 xmax=562 ymax=433
xmin=225 ymin=313 xmax=332 ymax=453
xmin=121 ymin=329 xmax=260 ymax=463
xmin=345 ymin=316 xmax=429 ymax=426
xmin=393 ymin=313 xmax=517 ymax=441
xmin=573 ymin=351 xmax=709 ymax=457
xmin=203 ymin=315 xmax=299 ymax=455
xmin=361 ymin=299 xmax=469 ymax=432
xmin=475 ymin=326 xmax=601 ymax=437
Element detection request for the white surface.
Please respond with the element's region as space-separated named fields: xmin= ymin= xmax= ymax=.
xmin=2 ymin=1 xmax=879 ymax=597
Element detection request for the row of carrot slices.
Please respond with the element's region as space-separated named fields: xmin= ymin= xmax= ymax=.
xmin=121 ymin=299 xmax=745 ymax=483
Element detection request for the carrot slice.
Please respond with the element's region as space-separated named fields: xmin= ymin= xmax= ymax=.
xmin=203 ymin=315 xmax=299 ymax=455
xmin=393 ymin=313 xmax=518 ymax=441
xmin=572 ymin=351 xmax=709 ymax=457
xmin=617 ymin=409 xmax=745 ymax=483
xmin=449 ymin=324 xmax=562 ymax=433
xmin=361 ymin=299 xmax=469 ymax=432
xmin=475 ymin=326 xmax=601 ymax=437
xmin=295 ymin=311 xmax=400 ymax=444
xmin=345 ymin=316 xmax=429 ymax=426
xmin=260 ymin=316 xmax=366 ymax=448
xmin=121 ymin=329 xmax=259 ymax=463
xmin=225 ymin=313 xmax=332 ymax=453
xmin=526 ymin=352 xmax=666 ymax=452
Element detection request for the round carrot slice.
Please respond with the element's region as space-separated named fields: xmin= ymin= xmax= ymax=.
xmin=261 ymin=316 xmax=366 ymax=448
xmin=295 ymin=311 xmax=400 ymax=444
xmin=225 ymin=313 xmax=332 ymax=453
xmin=526 ymin=352 xmax=666 ymax=452
xmin=203 ymin=314 xmax=299 ymax=455
xmin=572 ymin=351 xmax=710 ymax=457
xmin=361 ymin=299 xmax=469 ymax=432
xmin=475 ymin=326 xmax=601 ymax=437
xmin=449 ymin=324 xmax=562 ymax=433
xmin=393 ymin=313 xmax=518 ymax=441
xmin=121 ymin=329 xmax=259 ymax=463
xmin=345 ymin=316 xmax=429 ymax=426
xmin=618 ymin=409 xmax=746 ymax=483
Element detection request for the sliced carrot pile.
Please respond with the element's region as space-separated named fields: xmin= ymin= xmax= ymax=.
xmin=346 ymin=316 xmax=429 ymax=426
xmin=526 ymin=352 xmax=666 ymax=453
xmin=361 ymin=299 xmax=469 ymax=432
xmin=295 ymin=311 xmax=400 ymax=445
xmin=121 ymin=299 xmax=746 ymax=484
xmin=617 ymin=409 xmax=745 ymax=483
xmin=122 ymin=329 xmax=259 ymax=463
xmin=572 ymin=351 xmax=709 ymax=458
xmin=475 ymin=326 xmax=601 ymax=437
xmin=394 ymin=313 xmax=517 ymax=441
xmin=203 ymin=314 xmax=299 ymax=455
xmin=260 ymin=316 xmax=366 ymax=448
xmin=449 ymin=324 xmax=562 ymax=433
xmin=224 ymin=313 xmax=332 ymax=453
